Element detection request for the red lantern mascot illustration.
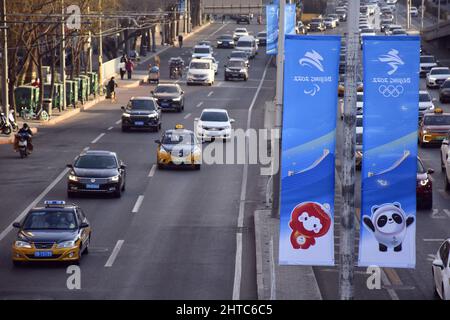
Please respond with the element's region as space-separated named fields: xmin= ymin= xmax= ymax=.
xmin=289 ymin=202 xmax=332 ymax=250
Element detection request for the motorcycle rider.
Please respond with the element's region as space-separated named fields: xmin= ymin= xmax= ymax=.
xmin=14 ymin=123 xmax=33 ymax=153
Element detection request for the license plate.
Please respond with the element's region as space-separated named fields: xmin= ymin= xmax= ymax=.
xmin=34 ymin=251 xmax=52 ymax=257
xmin=86 ymin=184 xmax=99 ymax=189
xmin=161 ymin=103 xmax=169 ymax=107
xmin=134 ymin=121 xmax=144 ymax=126
xmin=436 ymin=136 xmax=445 ymax=140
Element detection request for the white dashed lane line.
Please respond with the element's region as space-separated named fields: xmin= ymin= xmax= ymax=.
xmin=207 ymin=91 xmax=213 ymax=97
xmin=196 ymin=102 xmax=204 ymax=108
xmin=107 ymin=126 xmax=113 ymax=131
xmin=132 ymin=195 xmax=145 ymax=213
xmin=104 ymin=240 xmax=124 ymax=267
xmin=91 ymin=133 xmax=105 ymax=144
xmin=184 ymin=113 xmax=192 ymax=119
xmin=148 ymin=165 xmax=156 ymax=177
xmin=115 ymin=120 xmax=121 ymax=125
xmin=83 ymin=147 xmax=90 ymax=152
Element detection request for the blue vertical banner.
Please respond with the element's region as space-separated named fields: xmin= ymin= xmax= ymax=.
xmin=359 ymin=36 xmax=420 ymax=268
xmin=279 ymin=35 xmax=341 ymax=266
xmin=266 ymin=4 xmax=296 ymax=55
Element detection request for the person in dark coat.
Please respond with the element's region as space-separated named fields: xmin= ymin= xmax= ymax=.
xmin=125 ymin=60 xmax=134 ymax=79
xmin=178 ymin=34 xmax=183 ymax=48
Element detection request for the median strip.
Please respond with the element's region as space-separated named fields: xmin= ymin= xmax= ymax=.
xmin=104 ymin=240 xmax=124 ymax=267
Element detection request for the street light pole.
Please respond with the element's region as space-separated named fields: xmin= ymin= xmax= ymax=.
xmin=437 ymin=0 xmax=441 ymax=30
xmin=421 ymin=0 xmax=425 ymax=30
xmin=98 ymin=0 xmax=103 ymax=92
xmin=339 ymin=0 xmax=359 ymax=301
xmin=1 ymin=0 xmax=8 ymax=123
xmin=274 ymin=0 xmax=285 ymax=219
xmin=60 ymin=0 xmax=67 ymax=110
xmin=406 ymin=0 xmax=411 ymax=30
xmin=87 ymin=5 xmax=93 ymax=73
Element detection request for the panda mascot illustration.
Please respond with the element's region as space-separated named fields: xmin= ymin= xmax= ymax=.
xmin=363 ymin=202 xmax=415 ymax=252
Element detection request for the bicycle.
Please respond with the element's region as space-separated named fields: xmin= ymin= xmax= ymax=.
xmin=20 ymin=106 xmax=50 ymax=121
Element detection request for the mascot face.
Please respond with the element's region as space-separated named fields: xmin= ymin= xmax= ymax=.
xmin=372 ymin=203 xmax=405 ymax=235
xmin=289 ymin=202 xmax=332 ymax=250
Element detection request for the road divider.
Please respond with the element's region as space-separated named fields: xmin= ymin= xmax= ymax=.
xmin=104 ymin=240 xmax=124 ymax=267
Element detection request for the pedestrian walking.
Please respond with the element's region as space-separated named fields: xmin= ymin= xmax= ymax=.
xmin=119 ymin=54 xmax=127 ymax=80
xmin=107 ymin=77 xmax=118 ymax=102
xmin=178 ymin=34 xmax=183 ymax=48
xmin=125 ymin=59 xmax=134 ymax=79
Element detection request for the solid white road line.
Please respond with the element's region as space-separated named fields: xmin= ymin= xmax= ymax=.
xmin=208 ymin=21 xmax=230 ymax=38
xmin=115 ymin=120 xmax=121 ymax=125
xmin=0 ymin=168 xmax=70 ymax=242
xmin=233 ymin=58 xmax=271 ymax=301
xmin=107 ymin=126 xmax=113 ymax=131
xmin=91 ymin=133 xmax=105 ymax=144
xmin=104 ymin=240 xmax=124 ymax=267
xmin=148 ymin=164 xmax=156 ymax=177
xmin=196 ymin=101 xmax=204 ymax=108
xmin=132 ymin=195 xmax=145 ymax=213
xmin=207 ymin=91 xmax=214 ymax=97
xmin=184 ymin=113 xmax=192 ymax=119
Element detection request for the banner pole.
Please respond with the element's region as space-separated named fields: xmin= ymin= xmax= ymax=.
xmin=273 ymin=0 xmax=285 ymax=219
xmin=339 ymin=0 xmax=359 ymax=300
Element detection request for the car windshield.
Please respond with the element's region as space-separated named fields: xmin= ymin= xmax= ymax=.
xmin=190 ymin=62 xmax=210 ymax=69
xmin=128 ymin=99 xmax=156 ymax=111
xmin=194 ymin=47 xmax=210 ymax=54
xmin=357 ymin=94 xmax=363 ymax=102
xmin=419 ymin=93 xmax=431 ymax=102
xmin=228 ymin=61 xmax=245 ymax=68
xmin=201 ymin=111 xmax=228 ymax=122
xmin=74 ymin=155 xmax=117 ymax=169
xmin=421 ymin=56 xmax=435 ymax=63
xmin=162 ymin=132 xmax=194 ymax=145
xmin=257 ymin=32 xmax=266 ymax=37
xmin=23 ymin=211 xmax=77 ymax=230
xmin=235 ymin=29 xmax=247 ymax=33
xmin=362 ymin=29 xmax=374 ymax=33
xmin=311 ymin=18 xmax=322 ymax=23
xmin=231 ymin=52 xmax=247 ymax=59
xmin=424 ymin=115 xmax=450 ymax=125
xmin=431 ymin=69 xmax=450 ymax=75
xmin=155 ymin=86 xmax=178 ymax=94
xmin=237 ymin=41 xmax=252 ymax=47
xmin=218 ymin=35 xmax=232 ymax=40
xmin=392 ymin=30 xmax=406 ymax=34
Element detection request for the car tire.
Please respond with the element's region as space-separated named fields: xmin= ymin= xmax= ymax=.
xmin=121 ymin=126 xmax=128 ymax=132
xmin=121 ymin=181 xmax=126 ymax=191
xmin=67 ymin=191 xmax=75 ymax=198
xmin=74 ymin=245 xmax=82 ymax=265
xmin=113 ymin=188 xmax=121 ymax=198
xmin=442 ymin=157 xmax=446 ymax=171
xmin=178 ymin=106 xmax=183 ymax=113
xmin=84 ymin=237 xmax=90 ymax=255
xmin=194 ymin=164 xmax=201 ymax=170
xmin=12 ymin=260 xmax=23 ymax=267
xmin=423 ymin=196 xmax=433 ymax=210
xmin=157 ymin=163 xmax=164 ymax=170
xmin=244 ymin=76 xmax=248 ymax=81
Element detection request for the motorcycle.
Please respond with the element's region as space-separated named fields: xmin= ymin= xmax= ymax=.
xmin=0 ymin=110 xmax=18 ymax=135
xmin=16 ymin=132 xmax=30 ymax=158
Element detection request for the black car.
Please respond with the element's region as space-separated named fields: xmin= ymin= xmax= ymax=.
xmin=67 ymin=150 xmax=126 ymax=198
xmin=121 ymin=97 xmax=161 ymax=132
xmin=237 ymin=15 xmax=250 ymax=24
xmin=440 ymin=79 xmax=450 ymax=104
xmin=257 ymin=31 xmax=267 ymax=46
xmin=224 ymin=59 xmax=248 ymax=81
xmin=308 ymin=21 xmax=325 ymax=32
xmin=152 ymin=84 xmax=185 ymax=112
xmin=216 ymin=34 xmax=235 ymax=48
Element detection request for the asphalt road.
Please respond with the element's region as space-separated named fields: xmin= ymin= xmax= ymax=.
xmin=313 ymin=1 xmax=450 ymax=300
xmin=0 ymin=21 xmax=272 ymax=299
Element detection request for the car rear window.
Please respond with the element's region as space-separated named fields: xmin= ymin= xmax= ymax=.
xmin=424 ymin=115 xmax=450 ymax=125
xmin=75 ymin=155 xmax=117 ymax=169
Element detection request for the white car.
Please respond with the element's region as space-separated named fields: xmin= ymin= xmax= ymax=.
xmin=201 ymin=56 xmax=219 ymax=75
xmin=233 ymin=28 xmax=249 ymax=41
xmin=324 ymin=18 xmax=337 ymax=29
xmin=426 ymin=67 xmax=450 ymax=89
xmin=195 ymin=108 xmax=234 ymax=142
xmin=191 ymin=44 xmax=213 ymax=59
xmin=432 ymin=239 xmax=450 ymax=300
xmin=186 ymin=59 xmax=215 ymax=86
xmin=386 ymin=0 xmax=397 ymax=5
xmin=419 ymin=90 xmax=435 ymax=118
xmin=359 ymin=24 xmax=371 ymax=32
xmin=410 ymin=6 xmax=418 ymax=17
xmin=235 ymin=35 xmax=258 ymax=58
xmin=357 ymin=92 xmax=364 ymax=114
xmin=420 ymin=55 xmax=439 ymax=78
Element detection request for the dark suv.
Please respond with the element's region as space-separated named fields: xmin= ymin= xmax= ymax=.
xmin=152 ymin=84 xmax=185 ymax=112
xmin=237 ymin=15 xmax=250 ymax=24
xmin=224 ymin=59 xmax=249 ymax=81
xmin=121 ymin=97 xmax=161 ymax=132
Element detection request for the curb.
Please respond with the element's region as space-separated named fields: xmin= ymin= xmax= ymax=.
xmin=254 ymin=211 xmax=265 ymax=300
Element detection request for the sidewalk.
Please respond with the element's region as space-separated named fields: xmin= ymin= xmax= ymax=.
xmin=0 ymin=22 xmax=213 ymax=145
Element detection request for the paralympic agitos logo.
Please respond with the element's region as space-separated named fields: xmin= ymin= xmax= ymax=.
xmin=295 ymin=50 xmax=332 ymax=97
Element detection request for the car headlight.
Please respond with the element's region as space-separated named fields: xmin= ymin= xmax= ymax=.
xmin=420 ymin=179 xmax=429 ymax=186
xmin=15 ymin=240 xmax=32 ymax=248
xmin=428 ymin=77 xmax=436 ymax=81
xmin=226 ymin=68 xmax=231 ymax=72
xmin=147 ymin=113 xmax=158 ymax=118
xmin=240 ymin=69 xmax=246 ymax=73
xmin=57 ymin=240 xmax=76 ymax=248
xmin=422 ymin=129 xmax=428 ymax=134
xmin=159 ymin=147 xmax=168 ymax=154
xmin=187 ymin=73 xmax=194 ymax=78
xmin=122 ymin=113 xmax=131 ymax=118
xmin=109 ymin=175 xmax=120 ymax=182
xmin=68 ymin=174 xmax=79 ymax=182
xmin=172 ymin=96 xmax=182 ymax=101
xmin=217 ymin=41 xmax=222 ymax=44
xmin=224 ymin=125 xmax=231 ymax=130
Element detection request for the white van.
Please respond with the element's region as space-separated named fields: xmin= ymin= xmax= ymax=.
xmin=235 ymin=36 xmax=258 ymax=59
xmin=187 ymin=58 xmax=215 ymax=86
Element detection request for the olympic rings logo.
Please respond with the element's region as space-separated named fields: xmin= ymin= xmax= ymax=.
xmin=378 ymin=85 xmax=404 ymax=98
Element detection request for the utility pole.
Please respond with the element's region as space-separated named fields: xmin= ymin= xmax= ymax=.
xmin=87 ymin=5 xmax=93 ymax=73
xmin=437 ymin=0 xmax=441 ymax=30
xmin=339 ymin=0 xmax=359 ymax=300
xmin=274 ymin=0 xmax=285 ymax=219
xmin=60 ymin=0 xmax=67 ymax=110
xmin=1 ymin=0 xmax=8 ymax=124
xmin=98 ymin=0 xmax=103 ymax=93
xmin=421 ymin=0 xmax=425 ymax=30
xmin=406 ymin=0 xmax=411 ymax=30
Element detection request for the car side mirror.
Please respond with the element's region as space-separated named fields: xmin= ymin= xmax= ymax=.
xmin=120 ymin=164 xmax=127 ymax=170
xmin=12 ymin=222 xmax=21 ymax=228
xmin=154 ymin=139 xmax=161 ymax=144
xmin=194 ymin=117 xmax=200 ymax=121
xmin=224 ymin=65 xmax=227 ymax=68
xmin=230 ymin=119 xmax=235 ymax=123
xmin=151 ymin=91 xmax=154 ymax=95
xmin=80 ymin=222 xmax=89 ymax=229
xmin=433 ymin=98 xmax=437 ymax=102
xmin=121 ymin=106 xmax=125 ymax=111
xmin=66 ymin=164 xmax=73 ymax=169
xmin=433 ymin=259 xmax=444 ymax=269
xmin=427 ymin=168 xmax=435 ymax=174
xmin=443 ymin=140 xmax=448 ymax=146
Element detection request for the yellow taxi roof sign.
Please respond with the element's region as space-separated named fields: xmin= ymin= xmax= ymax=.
xmin=435 ymin=108 xmax=444 ymax=114
xmin=175 ymin=124 xmax=184 ymax=129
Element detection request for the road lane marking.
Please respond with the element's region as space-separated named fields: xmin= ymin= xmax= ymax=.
xmin=132 ymin=195 xmax=145 ymax=213
xmin=115 ymin=120 xmax=121 ymax=125
xmin=196 ymin=101 xmax=204 ymax=108
xmin=217 ymin=81 xmax=223 ymax=87
xmin=104 ymin=240 xmax=124 ymax=267
xmin=91 ymin=133 xmax=105 ymax=144
xmin=207 ymin=91 xmax=213 ymax=97
xmin=444 ymin=209 xmax=450 ymax=218
xmin=107 ymin=126 xmax=113 ymax=131
xmin=423 ymin=239 xmax=445 ymax=242
xmin=233 ymin=58 xmax=271 ymax=301
xmin=83 ymin=147 xmax=90 ymax=152
xmin=208 ymin=21 xmax=230 ymax=38
xmin=148 ymin=165 xmax=156 ymax=177
xmin=0 ymin=168 xmax=70 ymax=242
xmin=184 ymin=113 xmax=192 ymax=119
